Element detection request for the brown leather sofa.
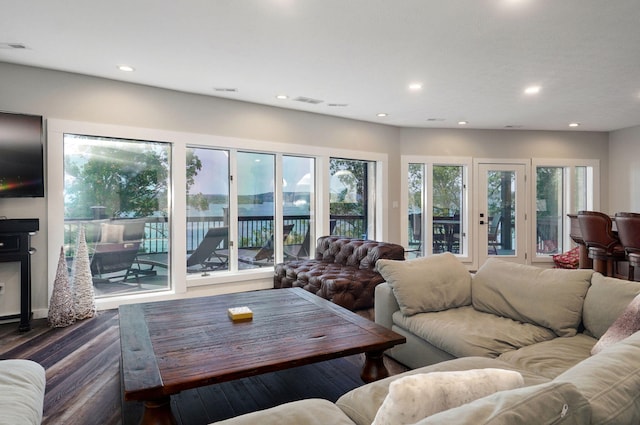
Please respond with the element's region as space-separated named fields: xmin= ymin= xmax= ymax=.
xmin=274 ymin=236 xmax=405 ymax=310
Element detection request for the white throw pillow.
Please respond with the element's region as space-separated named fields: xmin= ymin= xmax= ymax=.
xmin=100 ymin=223 xmax=125 ymax=244
xmin=371 ymin=368 xmax=524 ymax=425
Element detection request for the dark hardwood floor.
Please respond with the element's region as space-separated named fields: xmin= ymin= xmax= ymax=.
xmin=0 ymin=307 xmax=407 ymax=425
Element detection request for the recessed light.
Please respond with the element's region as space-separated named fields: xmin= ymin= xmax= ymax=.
xmin=569 ymin=122 xmax=580 ymax=127
xmin=377 ymin=113 xmax=388 ymax=117
xmin=458 ymin=120 xmax=468 ymax=125
xmin=409 ymin=83 xmax=423 ymax=90
xmin=118 ymin=65 xmax=135 ymax=72
xmin=276 ymin=95 xmax=288 ymax=100
xmin=524 ymin=85 xmax=541 ymax=95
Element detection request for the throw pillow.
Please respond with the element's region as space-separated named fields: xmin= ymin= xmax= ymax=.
xmin=371 ymin=368 xmax=524 ymax=425
xmin=591 ymin=293 xmax=640 ymax=355
xmin=376 ymin=252 xmax=471 ymax=316
xmin=100 ymin=223 xmax=125 ymax=244
xmin=472 ymin=259 xmax=593 ymax=337
xmin=552 ymin=246 xmax=580 ymax=269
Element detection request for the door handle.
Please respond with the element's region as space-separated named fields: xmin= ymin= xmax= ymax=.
xmin=480 ymin=220 xmax=486 ymax=225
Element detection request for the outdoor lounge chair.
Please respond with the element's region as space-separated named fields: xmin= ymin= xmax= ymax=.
xmin=187 ymin=226 xmax=229 ymax=272
xmin=284 ymin=225 xmax=311 ymax=260
xmin=89 ymin=219 xmax=149 ymax=283
xmin=238 ymin=224 xmax=295 ymax=267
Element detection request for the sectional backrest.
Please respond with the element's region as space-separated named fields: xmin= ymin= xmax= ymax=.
xmin=315 ymin=236 xmax=405 ymax=270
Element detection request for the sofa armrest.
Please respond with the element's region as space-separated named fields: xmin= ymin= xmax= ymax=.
xmin=375 ymin=282 xmax=399 ymax=330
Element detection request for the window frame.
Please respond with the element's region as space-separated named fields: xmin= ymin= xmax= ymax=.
xmin=530 ymin=158 xmax=600 ymax=263
xmin=401 ymin=155 xmax=472 ymax=263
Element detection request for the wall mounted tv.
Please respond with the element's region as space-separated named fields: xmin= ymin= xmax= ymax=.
xmin=0 ymin=111 xmax=44 ymax=197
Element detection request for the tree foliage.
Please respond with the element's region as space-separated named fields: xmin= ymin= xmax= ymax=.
xmin=65 ymin=138 xmax=202 ymax=219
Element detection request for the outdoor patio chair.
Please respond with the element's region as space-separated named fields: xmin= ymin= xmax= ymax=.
xmin=187 ymin=226 xmax=229 ymax=272
xmin=89 ymin=219 xmax=148 ymax=283
xmin=238 ymin=224 xmax=295 ymax=267
xmin=284 ymin=225 xmax=311 ymax=260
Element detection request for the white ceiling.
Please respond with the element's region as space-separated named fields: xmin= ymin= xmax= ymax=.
xmin=2 ymin=0 xmax=639 ymax=131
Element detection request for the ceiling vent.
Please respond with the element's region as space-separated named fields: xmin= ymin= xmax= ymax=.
xmin=328 ymin=103 xmax=349 ymax=107
xmin=293 ymin=96 xmax=323 ymax=105
xmin=0 ymin=43 xmax=28 ymax=49
xmin=213 ymin=88 xmax=238 ymax=93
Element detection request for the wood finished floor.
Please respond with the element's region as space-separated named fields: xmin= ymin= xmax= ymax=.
xmin=0 ymin=307 xmax=407 ymax=425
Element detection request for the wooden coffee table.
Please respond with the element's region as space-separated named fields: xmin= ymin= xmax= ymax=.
xmin=119 ymin=288 xmax=405 ymax=425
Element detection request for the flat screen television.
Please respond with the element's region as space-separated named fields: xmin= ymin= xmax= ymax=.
xmin=0 ymin=111 xmax=44 ymax=197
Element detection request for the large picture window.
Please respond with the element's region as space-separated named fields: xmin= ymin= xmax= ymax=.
xmin=63 ymin=134 xmax=171 ymax=297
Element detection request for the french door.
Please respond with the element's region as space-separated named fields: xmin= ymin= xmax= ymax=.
xmin=476 ymin=162 xmax=527 ymax=266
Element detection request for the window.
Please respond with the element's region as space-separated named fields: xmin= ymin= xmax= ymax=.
xmin=330 ymin=158 xmax=375 ymax=239
xmin=49 ymin=119 xmax=386 ymax=302
xmin=403 ymin=158 xmax=470 ymax=258
xmin=533 ymin=160 xmax=598 ymax=259
xmin=186 ymin=147 xmax=229 ymax=273
xmin=63 ymin=134 xmax=171 ymax=297
xmin=283 ymin=155 xmax=315 ymax=260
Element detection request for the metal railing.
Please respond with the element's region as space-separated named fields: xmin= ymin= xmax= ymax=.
xmin=64 ymin=215 xmax=366 ymax=256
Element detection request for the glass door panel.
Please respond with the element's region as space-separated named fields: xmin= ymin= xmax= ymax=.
xmin=236 ymin=152 xmax=275 ymax=269
xmin=478 ymin=163 xmax=526 ymax=265
xmin=186 ymin=147 xmax=229 ymax=273
xmin=283 ymin=156 xmax=314 ymax=260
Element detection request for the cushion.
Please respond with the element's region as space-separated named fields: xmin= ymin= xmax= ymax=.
xmin=472 ymin=259 xmax=593 ymax=337
xmin=210 ymin=398 xmax=355 ymax=425
xmin=337 ymin=357 xmax=546 ymax=425
xmin=591 ymin=293 xmax=640 ymax=355
xmin=376 ymin=252 xmax=471 ymax=316
xmin=371 ymin=369 xmax=524 ymax=425
xmin=99 ymin=223 xmax=125 ymax=243
xmin=554 ymin=329 xmax=640 ymax=424
xmin=552 ymin=246 xmax=580 ymax=269
xmin=415 ymin=381 xmax=592 ymax=425
xmin=393 ymin=306 xmax=556 ymax=359
xmin=497 ymin=333 xmax=596 ymax=379
xmin=582 ymin=273 xmax=640 ymax=339
xmin=0 ymin=359 xmax=46 ymax=425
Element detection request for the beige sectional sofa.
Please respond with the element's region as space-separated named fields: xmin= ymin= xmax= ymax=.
xmin=212 ymin=255 xmax=640 ymax=424
xmin=0 ymin=359 xmax=46 ymax=425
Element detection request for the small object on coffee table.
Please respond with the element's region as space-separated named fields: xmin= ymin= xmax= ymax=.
xmin=228 ymin=306 xmax=253 ymax=321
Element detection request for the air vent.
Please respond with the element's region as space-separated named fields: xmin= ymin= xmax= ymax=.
xmin=0 ymin=43 xmax=28 ymax=49
xmin=426 ymin=118 xmax=446 ymax=122
xmin=327 ymin=103 xmax=349 ymax=107
xmin=504 ymin=125 xmax=523 ymax=129
xmin=213 ymin=88 xmax=238 ymax=93
xmin=293 ymin=96 xmax=323 ymax=105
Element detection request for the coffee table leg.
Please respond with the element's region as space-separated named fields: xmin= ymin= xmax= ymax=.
xmin=140 ymin=397 xmax=177 ymax=425
xmin=361 ymin=350 xmax=389 ymax=383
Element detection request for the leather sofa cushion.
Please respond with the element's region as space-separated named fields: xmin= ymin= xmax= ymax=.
xmin=472 ymin=259 xmax=593 ymax=337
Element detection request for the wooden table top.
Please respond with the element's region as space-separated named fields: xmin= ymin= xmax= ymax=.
xmin=119 ymin=288 xmax=405 ymax=401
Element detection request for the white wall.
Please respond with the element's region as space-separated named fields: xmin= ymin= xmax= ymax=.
xmin=0 ymin=61 xmax=614 ymax=319
xmin=609 ymin=125 xmax=640 ymax=213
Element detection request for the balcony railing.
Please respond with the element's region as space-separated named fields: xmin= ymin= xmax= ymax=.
xmin=64 ymin=215 xmax=366 ymax=257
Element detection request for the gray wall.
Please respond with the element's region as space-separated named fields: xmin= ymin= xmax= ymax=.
xmin=609 ymin=125 xmax=640 ymax=213
xmin=0 ymin=62 xmax=613 ymax=317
